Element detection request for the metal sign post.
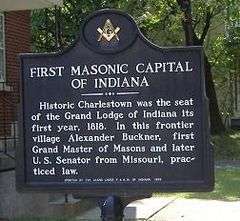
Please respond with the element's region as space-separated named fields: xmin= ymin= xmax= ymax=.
xmin=99 ymin=196 xmax=124 ymax=221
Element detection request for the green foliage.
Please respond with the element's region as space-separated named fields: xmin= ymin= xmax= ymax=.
xmin=31 ymin=0 xmax=186 ymax=51
xmin=31 ymin=1 xmax=95 ymax=52
xmin=31 ymin=0 xmax=147 ymax=52
xmin=212 ymin=130 xmax=240 ymax=160
xmin=31 ymin=0 xmax=239 ymax=50
xmin=31 ymin=0 xmax=240 ymax=125
xmin=226 ymin=0 xmax=240 ymax=45
xmin=208 ymin=0 xmax=240 ymax=119
xmin=137 ymin=1 xmax=184 ymax=46
xmin=209 ymin=36 xmax=235 ymax=119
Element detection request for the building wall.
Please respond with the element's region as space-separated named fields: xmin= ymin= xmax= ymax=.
xmin=0 ymin=10 xmax=65 ymax=219
xmin=0 ymin=10 xmax=31 ymax=138
xmin=5 ymin=10 xmax=31 ymax=83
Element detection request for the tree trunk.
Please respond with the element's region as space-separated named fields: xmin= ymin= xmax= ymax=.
xmin=204 ymin=56 xmax=226 ymax=134
xmin=177 ymin=0 xmax=225 ymax=134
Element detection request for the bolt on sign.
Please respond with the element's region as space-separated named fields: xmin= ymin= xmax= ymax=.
xmin=17 ymin=9 xmax=214 ymax=195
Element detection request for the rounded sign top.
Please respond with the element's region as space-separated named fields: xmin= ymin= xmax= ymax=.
xmin=81 ymin=9 xmax=138 ymax=54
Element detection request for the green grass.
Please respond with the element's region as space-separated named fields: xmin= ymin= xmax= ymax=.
xmin=185 ymin=168 xmax=240 ymax=201
xmin=155 ymin=168 xmax=240 ymax=201
xmin=212 ymin=130 xmax=240 ymax=160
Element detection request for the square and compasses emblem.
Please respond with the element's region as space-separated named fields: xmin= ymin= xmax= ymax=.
xmin=97 ymin=19 xmax=120 ymax=42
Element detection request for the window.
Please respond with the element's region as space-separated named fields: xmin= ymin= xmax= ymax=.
xmin=0 ymin=13 xmax=5 ymax=82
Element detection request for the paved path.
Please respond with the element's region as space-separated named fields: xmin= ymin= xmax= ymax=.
xmin=216 ymin=160 xmax=240 ymax=169
xmin=151 ymin=198 xmax=240 ymax=221
xmin=76 ymin=197 xmax=240 ymax=221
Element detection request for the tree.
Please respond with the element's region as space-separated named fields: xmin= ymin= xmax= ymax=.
xmin=124 ymin=0 xmax=227 ymax=133
xmin=176 ymin=0 xmax=226 ymax=134
xmin=32 ymin=0 xmax=239 ymax=134
xmin=210 ymin=0 xmax=240 ymax=122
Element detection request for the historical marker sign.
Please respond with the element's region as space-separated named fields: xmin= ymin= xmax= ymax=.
xmin=17 ymin=9 xmax=214 ymax=194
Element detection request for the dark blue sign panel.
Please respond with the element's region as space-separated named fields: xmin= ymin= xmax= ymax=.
xmin=17 ymin=9 xmax=214 ymax=195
